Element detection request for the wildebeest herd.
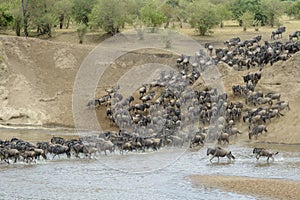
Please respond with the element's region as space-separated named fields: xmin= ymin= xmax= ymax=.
xmin=0 ymin=135 xmax=278 ymax=164
xmin=2 ymin=28 xmax=295 ymax=165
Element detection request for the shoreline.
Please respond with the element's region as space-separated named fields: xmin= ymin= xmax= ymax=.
xmin=190 ymin=175 xmax=300 ymax=200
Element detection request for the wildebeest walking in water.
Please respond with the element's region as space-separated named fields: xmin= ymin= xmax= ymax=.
xmin=253 ymin=147 xmax=279 ymax=162
xmin=207 ymin=147 xmax=235 ymax=163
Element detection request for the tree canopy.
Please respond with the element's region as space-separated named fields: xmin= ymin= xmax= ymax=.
xmin=0 ymin=0 xmax=297 ymax=38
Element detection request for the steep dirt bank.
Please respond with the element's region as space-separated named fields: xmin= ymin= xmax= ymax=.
xmin=0 ymin=36 xmax=92 ymax=127
xmin=0 ymin=35 xmax=299 ymax=144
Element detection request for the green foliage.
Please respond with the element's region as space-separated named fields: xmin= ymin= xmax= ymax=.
xmin=54 ymin=0 xmax=72 ymax=29
xmin=0 ymin=0 xmax=297 ymax=39
xmin=125 ymin=0 xmax=145 ymax=25
xmin=140 ymin=0 xmax=167 ymax=32
xmin=77 ymin=23 xmax=88 ymax=43
xmin=286 ymin=1 xmax=300 ymax=19
xmin=72 ymin=0 xmax=97 ymax=26
xmin=188 ymin=1 xmax=219 ymax=35
xmin=215 ymin=4 xmax=232 ymax=28
xmin=89 ymin=0 xmax=126 ymax=35
xmin=230 ymin=0 xmax=267 ymax=26
xmin=239 ymin=11 xmax=255 ymax=31
xmin=28 ymin=0 xmax=56 ymax=37
xmin=262 ymin=0 xmax=284 ymax=27
xmin=159 ymin=3 xmax=177 ymax=28
xmin=0 ymin=4 xmax=13 ymax=30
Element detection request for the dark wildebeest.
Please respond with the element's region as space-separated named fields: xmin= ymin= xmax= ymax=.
xmin=249 ymin=125 xmax=268 ymax=140
xmin=50 ymin=136 xmax=65 ymax=145
xmin=48 ymin=144 xmax=71 ymax=159
xmin=271 ymin=26 xmax=286 ymax=40
xmin=207 ymin=147 xmax=235 ymax=163
xmin=86 ymin=99 xmax=100 ymax=109
xmin=253 ymin=147 xmax=279 ymax=162
xmin=289 ymin=31 xmax=300 ymax=41
xmin=189 ymin=133 xmax=206 ymax=148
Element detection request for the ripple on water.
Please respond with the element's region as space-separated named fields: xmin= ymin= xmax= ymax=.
xmin=0 ymin=134 xmax=299 ymax=199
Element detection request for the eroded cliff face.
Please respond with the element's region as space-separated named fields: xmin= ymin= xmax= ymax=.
xmin=0 ymin=36 xmax=92 ymax=127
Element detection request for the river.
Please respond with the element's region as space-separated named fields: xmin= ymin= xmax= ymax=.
xmin=0 ymin=127 xmax=300 ymax=200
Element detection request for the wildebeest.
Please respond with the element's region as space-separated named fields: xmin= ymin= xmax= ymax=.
xmin=189 ymin=133 xmax=206 ymax=148
xmin=289 ymin=31 xmax=300 ymax=41
xmin=271 ymin=26 xmax=286 ymax=40
xmin=224 ymin=37 xmax=241 ymax=48
xmin=86 ymin=99 xmax=100 ymax=109
xmin=1 ymin=149 xmax=20 ymax=163
xmin=253 ymin=147 xmax=279 ymax=162
xmin=48 ymin=144 xmax=71 ymax=159
xmin=249 ymin=125 xmax=268 ymax=140
xmin=21 ymin=150 xmax=36 ymax=163
xmin=97 ymin=140 xmax=115 ymax=155
xmin=51 ymin=136 xmax=65 ymax=145
xmin=207 ymin=147 xmax=235 ymax=163
xmin=217 ymin=132 xmax=229 ymax=145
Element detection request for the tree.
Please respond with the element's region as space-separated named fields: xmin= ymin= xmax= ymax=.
xmin=176 ymin=0 xmax=191 ymax=28
xmin=28 ymin=0 xmax=56 ymax=37
xmin=72 ymin=0 xmax=97 ymax=26
xmin=215 ymin=4 xmax=232 ymax=28
xmin=229 ymin=0 xmax=267 ymax=26
xmin=239 ymin=11 xmax=254 ymax=31
xmin=286 ymin=1 xmax=300 ymax=19
xmin=54 ymin=0 xmax=72 ymax=29
xmin=140 ymin=0 xmax=167 ymax=32
xmin=188 ymin=1 xmax=219 ymax=36
xmin=89 ymin=0 xmax=127 ymax=35
xmin=77 ymin=23 xmax=88 ymax=44
xmin=0 ymin=3 xmax=13 ymax=30
xmin=7 ymin=0 xmax=23 ymax=36
xmin=262 ymin=0 xmax=284 ymax=27
xmin=125 ymin=0 xmax=145 ymax=24
xmin=159 ymin=3 xmax=177 ymax=28
xmin=21 ymin=0 xmax=29 ymax=37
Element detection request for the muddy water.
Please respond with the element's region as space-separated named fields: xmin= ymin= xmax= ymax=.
xmin=1 ymin=128 xmax=300 ymax=200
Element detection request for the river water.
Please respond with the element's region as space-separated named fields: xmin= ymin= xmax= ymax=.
xmin=0 ymin=127 xmax=300 ymax=200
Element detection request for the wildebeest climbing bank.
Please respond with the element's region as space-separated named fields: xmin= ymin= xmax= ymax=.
xmin=1 ymin=0 xmax=300 ymax=199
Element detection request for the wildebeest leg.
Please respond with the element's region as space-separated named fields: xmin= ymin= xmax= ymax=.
xmin=210 ymin=155 xmax=215 ymax=162
xmin=256 ymin=154 xmax=260 ymax=160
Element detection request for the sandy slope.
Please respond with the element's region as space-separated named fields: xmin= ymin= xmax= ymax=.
xmin=0 ymin=35 xmax=299 ymax=143
xmin=0 ymin=36 xmax=92 ymax=127
xmin=190 ymin=175 xmax=300 ymax=200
